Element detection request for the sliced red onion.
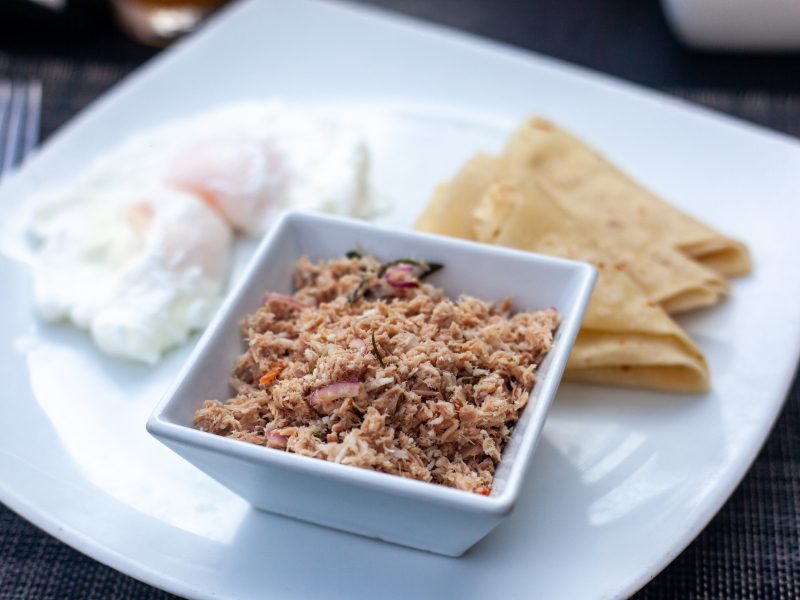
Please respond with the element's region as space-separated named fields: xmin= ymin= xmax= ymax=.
xmin=266 ymin=431 xmax=289 ymax=449
xmin=383 ymin=265 xmax=420 ymax=289
xmin=349 ymin=338 xmax=368 ymax=355
xmin=264 ymin=293 xmax=309 ymax=309
xmin=307 ymin=381 xmax=362 ymax=414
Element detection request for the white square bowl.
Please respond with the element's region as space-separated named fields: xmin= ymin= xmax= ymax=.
xmin=147 ymin=210 xmax=596 ymax=557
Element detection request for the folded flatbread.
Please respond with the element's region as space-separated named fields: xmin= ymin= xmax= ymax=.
xmin=474 ymin=177 xmax=709 ymax=392
xmin=415 ymin=153 xmax=499 ymax=239
xmin=500 ymin=119 xmax=750 ymax=311
xmin=415 ymin=153 xmax=710 ymax=392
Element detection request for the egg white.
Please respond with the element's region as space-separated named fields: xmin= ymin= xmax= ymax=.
xmin=30 ymin=185 xmax=232 ymax=364
xmin=27 ymin=101 xmax=377 ymax=364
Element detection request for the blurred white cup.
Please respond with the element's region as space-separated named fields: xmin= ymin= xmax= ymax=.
xmin=662 ymin=0 xmax=800 ymax=51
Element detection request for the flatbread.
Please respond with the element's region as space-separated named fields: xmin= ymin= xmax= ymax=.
xmin=504 ymin=117 xmax=751 ymax=277
xmin=473 ymin=176 xmax=710 ymax=392
xmin=500 ymin=119 xmax=746 ymax=313
xmin=416 ymin=154 xmax=710 ymax=392
xmin=414 ymin=153 xmax=499 ymax=238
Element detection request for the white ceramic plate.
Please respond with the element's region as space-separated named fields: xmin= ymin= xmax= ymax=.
xmin=1 ymin=1 xmax=799 ymax=598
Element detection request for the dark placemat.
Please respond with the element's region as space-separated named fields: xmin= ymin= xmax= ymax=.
xmin=0 ymin=54 xmax=135 ymax=141
xmin=0 ymin=55 xmax=798 ymax=600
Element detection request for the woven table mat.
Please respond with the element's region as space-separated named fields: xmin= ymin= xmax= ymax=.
xmin=0 ymin=55 xmax=798 ymax=600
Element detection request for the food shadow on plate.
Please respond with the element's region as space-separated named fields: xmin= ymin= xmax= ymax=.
xmin=216 ymin=429 xmax=586 ymax=597
xmin=222 ymin=503 xmax=462 ymax=598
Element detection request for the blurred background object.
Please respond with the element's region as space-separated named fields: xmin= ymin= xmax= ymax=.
xmin=1 ymin=0 xmax=799 ymax=91
xmin=110 ymin=0 xmax=229 ymax=46
xmin=0 ymin=0 xmax=228 ymax=49
xmin=662 ymin=0 xmax=800 ymax=51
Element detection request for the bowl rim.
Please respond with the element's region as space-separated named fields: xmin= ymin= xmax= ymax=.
xmin=147 ymin=210 xmax=597 ymax=517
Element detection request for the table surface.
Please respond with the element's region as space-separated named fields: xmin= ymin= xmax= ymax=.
xmin=1 ymin=1 xmax=799 ymax=598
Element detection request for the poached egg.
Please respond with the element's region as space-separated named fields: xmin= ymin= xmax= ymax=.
xmin=28 ymin=101 xmax=377 ymax=364
xmin=30 ymin=185 xmax=232 ymax=364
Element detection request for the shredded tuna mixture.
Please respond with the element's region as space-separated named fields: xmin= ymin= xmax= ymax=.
xmin=194 ymin=254 xmax=559 ymax=494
